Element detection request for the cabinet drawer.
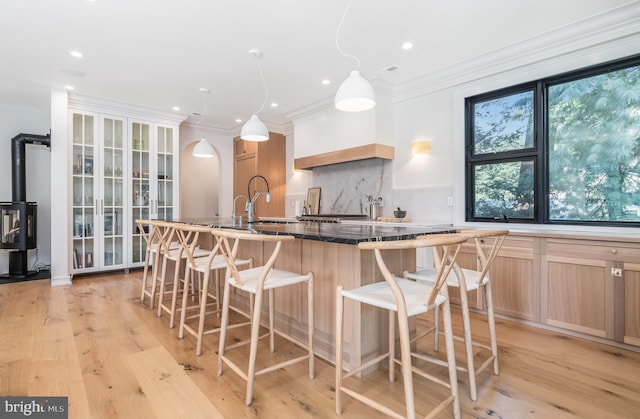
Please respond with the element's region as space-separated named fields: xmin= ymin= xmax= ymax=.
xmin=546 ymin=239 xmax=640 ymax=263
xmin=461 ymin=235 xmax=537 ymax=259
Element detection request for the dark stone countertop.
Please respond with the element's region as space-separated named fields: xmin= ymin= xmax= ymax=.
xmin=169 ymin=217 xmax=457 ymax=245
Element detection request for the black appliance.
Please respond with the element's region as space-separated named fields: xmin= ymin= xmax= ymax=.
xmin=297 ymin=214 xmax=369 ymax=223
xmin=1 ymin=132 xmax=50 ymax=278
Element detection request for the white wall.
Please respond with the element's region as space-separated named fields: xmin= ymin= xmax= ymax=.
xmin=50 ymin=89 xmax=71 ymax=285
xmin=178 ymin=123 xmax=232 ymax=218
xmin=0 ymin=102 xmax=51 ymax=274
xmin=292 ymin=84 xmax=393 ymax=159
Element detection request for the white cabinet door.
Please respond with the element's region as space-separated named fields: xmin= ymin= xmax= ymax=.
xmin=100 ymin=115 xmax=127 ymax=270
xmin=154 ymin=124 xmax=178 ymax=221
xmin=71 ymin=112 xmax=129 ymax=273
xmin=71 ymin=112 xmax=99 ymax=272
xmin=130 ymin=120 xmax=152 ymax=266
xmin=129 ymin=120 xmax=179 ymax=267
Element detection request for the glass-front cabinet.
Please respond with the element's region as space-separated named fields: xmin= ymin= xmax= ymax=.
xmin=72 ymin=113 xmax=96 ymax=271
xmin=102 ymin=116 xmax=126 ymax=268
xmin=156 ymin=125 xmax=175 ymax=221
xmin=70 ymin=106 xmax=179 ymax=274
xmin=130 ymin=121 xmax=151 ymax=265
xmin=130 ymin=122 xmax=177 ymax=266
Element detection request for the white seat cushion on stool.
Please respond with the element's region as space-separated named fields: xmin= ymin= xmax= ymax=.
xmin=230 ymin=267 xmax=311 ymax=293
xmin=189 ymin=254 xmax=251 ymax=273
xmin=406 ymin=267 xmax=489 ymax=292
xmin=341 ymin=276 xmax=446 ymax=317
xmin=165 ymin=246 xmax=209 ymax=261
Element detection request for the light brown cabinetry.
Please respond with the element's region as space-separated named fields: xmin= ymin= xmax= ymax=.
xmin=624 ymin=262 xmax=640 ymax=346
xmin=491 ymin=236 xmax=540 ymax=322
xmin=454 ymin=235 xmax=540 ymax=321
xmin=542 ymin=238 xmax=640 ymax=342
xmin=464 ymin=232 xmax=639 ymax=348
xmin=233 ymin=132 xmax=285 ymax=218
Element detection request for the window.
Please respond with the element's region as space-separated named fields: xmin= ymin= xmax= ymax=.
xmin=466 ymin=54 xmax=640 ymax=226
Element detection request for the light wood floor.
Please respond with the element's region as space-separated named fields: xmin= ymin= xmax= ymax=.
xmin=1 ymin=270 xmax=639 ymax=418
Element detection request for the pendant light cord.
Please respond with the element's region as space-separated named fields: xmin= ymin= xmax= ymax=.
xmin=253 ymin=56 xmax=269 ymax=115
xmin=195 ymin=89 xmax=208 ymax=139
xmin=335 ymin=0 xmax=360 ymax=70
xmin=197 ymin=90 xmax=207 ymax=126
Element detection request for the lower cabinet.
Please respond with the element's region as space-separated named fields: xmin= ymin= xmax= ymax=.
xmin=541 ymin=238 xmax=640 ymax=343
xmin=489 ymin=236 xmax=540 ymax=322
xmin=455 ymin=235 xmax=540 ymax=322
xmin=624 ymin=262 xmax=640 ymax=346
xmin=467 ymin=233 xmax=640 ymax=348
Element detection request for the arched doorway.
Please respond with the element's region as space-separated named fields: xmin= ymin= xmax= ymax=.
xmin=180 ymin=142 xmax=220 ymax=217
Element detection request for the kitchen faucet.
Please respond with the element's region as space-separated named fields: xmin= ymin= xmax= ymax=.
xmin=231 ymin=194 xmax=249 ymax=223
xmin=246 ymin=175 xmax=271 ymax=223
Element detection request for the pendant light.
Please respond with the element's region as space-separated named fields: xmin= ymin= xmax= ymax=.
xmin=334 ymin=0 xmax=375 ymax=112
xmin=192 ymin=88 xmax=215 ymax=158
xmin=240 ymin=50 xmax=270 ymax=142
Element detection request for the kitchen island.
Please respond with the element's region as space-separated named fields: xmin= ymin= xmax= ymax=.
xmin=172 ymin=217 xmax=456 ymax=370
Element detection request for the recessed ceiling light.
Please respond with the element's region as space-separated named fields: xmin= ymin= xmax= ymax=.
xmin=60 ymin=68 xmax=85 ymax=77
xmin=64 ymin=85 xmax=75 ymax=91
xmin=401 ymin=41 xmax=413 ymax=50
xmin=235 ymin=119 xmax=242 ymax=123
xmin=270 ymin=102 xmax=278 ymax=108
xmin=172 ymin=106 xmax=180 ymax=111
xmin=69 ymin=50 xmax=83 ymax=58
xmin=321 ymin=79 xmax=331 ymax=85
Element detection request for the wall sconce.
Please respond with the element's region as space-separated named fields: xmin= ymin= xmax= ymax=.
xmin=411 ymin=140 xmax=431 ymax=157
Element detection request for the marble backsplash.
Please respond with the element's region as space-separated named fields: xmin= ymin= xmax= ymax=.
xmin=285 ymin=158 xmax=454 ymax=225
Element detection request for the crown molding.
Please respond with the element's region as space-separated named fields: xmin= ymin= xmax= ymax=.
xmin=180 ymin=121 xmax=233 ymax=136
xmin=68 ymin=94 xmax=189 ymax=125
xmin=284 ymin=95 xmax=335 ymax=124
xmin=394 ymin=2 xmax=640 ymax=103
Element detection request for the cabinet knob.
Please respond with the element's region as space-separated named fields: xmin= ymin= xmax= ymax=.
xmin=611 ymin=249 xmax=618 ymax=254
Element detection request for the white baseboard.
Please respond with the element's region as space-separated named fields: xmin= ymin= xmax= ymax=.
xmin=51 ymin=275 xmax=72 ymax=287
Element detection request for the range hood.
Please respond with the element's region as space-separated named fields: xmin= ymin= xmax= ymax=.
xmin=290 ymin=80 xmax=395 ymax=170
xmin=294 ymin=143 xmax=394 ymax=170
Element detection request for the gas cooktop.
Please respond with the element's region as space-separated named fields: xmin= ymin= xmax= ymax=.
xmin=297 ymin=214 xmax=369 ymax=223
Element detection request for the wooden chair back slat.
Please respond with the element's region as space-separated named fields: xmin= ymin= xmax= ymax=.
xmin=359 ymin=233 xmax=468 ymax=312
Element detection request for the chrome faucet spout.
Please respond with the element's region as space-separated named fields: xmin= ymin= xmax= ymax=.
xmin=232 ymin=194 xmax=249 ymax=222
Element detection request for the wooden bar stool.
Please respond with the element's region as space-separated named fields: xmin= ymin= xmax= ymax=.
xmin=215 ymin=229 xmax=314 ymax=406
xmin=136 ymin=219 xmax=179 ymax=309
xmin=174 ymin=223 xmax=252 ymax=355
xmin=404 ymin=229 xmax=508 ymax=401
xmin=155 ymin=221 xmax=210 ymax=328
xmin=336 ymin=233 xmax=468 ymax=419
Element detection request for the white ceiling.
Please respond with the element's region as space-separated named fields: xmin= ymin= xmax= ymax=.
xmin=0 ymin=0 xmax=633 ymax=131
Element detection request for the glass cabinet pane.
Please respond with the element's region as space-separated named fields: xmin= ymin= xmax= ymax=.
xmin=131 ymin=120 xmax=152 ymax=265
xmin=131 ymin=206 xmax=150 ymax=264
xmin=72 ymin=113 xmax=96 ymax=271
xmin=156 ymin=126 xmax=174 ymax=220
xmin=102 ymin=116 xmax=125 ymax=269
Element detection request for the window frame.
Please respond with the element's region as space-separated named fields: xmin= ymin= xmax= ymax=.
xmin=465 ymin=53 xmax=640 ymax=227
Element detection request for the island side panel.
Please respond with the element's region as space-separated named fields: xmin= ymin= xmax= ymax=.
xmin=301 ymin=239 xmax=361 ymax=368
xmin=359 ymin=247 xmax=416 ymax=374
